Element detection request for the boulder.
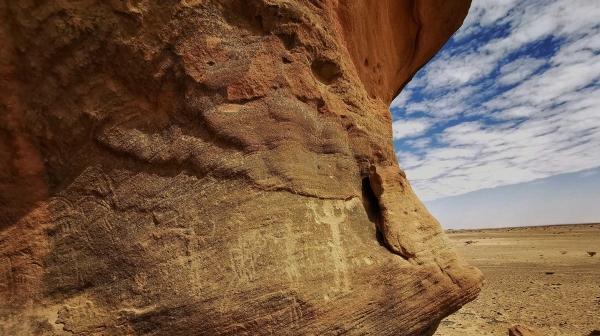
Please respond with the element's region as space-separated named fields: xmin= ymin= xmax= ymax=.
xmin=0 ymin=0 xmax=482 ymax=335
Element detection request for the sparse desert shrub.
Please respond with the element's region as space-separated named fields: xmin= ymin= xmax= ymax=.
xmin=588 ymin=251 xmax=597 ymax=257
xmin=560 ymin=251 xmax=568 ymax=255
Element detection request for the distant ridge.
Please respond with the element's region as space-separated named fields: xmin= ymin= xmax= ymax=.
xmin=445 ymin=222 xmax=600 ymax=233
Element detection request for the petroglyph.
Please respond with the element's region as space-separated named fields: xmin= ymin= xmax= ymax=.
xmin=287 ymin=294 xmax=303 ymax=326
xmin=56 ymin=299 xmax=109 ymax=334
xmin=133 ymin=273 xmax=148 ymax=293
xmin=284 ymin=219 xmax=301 ymax=288
xmin=220 ymin=231 xmax=263 ymax=312
xmin=308 ymin=199 xmax=354 ymax=292
xmin=230 ymin=237 xmax=258 ymax=284
xmin=0 ymin=258 xmax=8 ymax=292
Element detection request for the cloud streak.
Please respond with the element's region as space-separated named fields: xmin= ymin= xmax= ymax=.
xmin=392 ymin=118 xmax=434 ymax=140
xmin=391 ymin=0 xmax=600 ymax=201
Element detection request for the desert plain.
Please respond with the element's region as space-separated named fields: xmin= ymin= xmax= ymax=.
xmin=435 ymin=223 xmax=600 ymax=336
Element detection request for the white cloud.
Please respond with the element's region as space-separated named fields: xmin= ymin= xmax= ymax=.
xmin=498 ymin=57 xmax=546 ymax=85
xmin=409 ymin=0 xmax=600 ymax=101
xmin=390 ymin=89 xmax=412 ymax=109
xmin=401 ymin=93 xmax=600 ymax=200
xmin=392 ymin=118 xmax=434 ymax=140
xmin=491 ymin=106 xmax=537 ymax=120
xmin=396 ymin=151 xmax=424 ymax=170
xmin=454 ymin=0 xmax=519 ymax=40
xmin=396 ymin=0 xmax=600 ymax=201
xmin=406 ymin=85 xmax=477 ymax=118
xmin=405 ymin=137 xmax=432 ymax=149
xmin=417 ymin=52 xmax=500 ymax=91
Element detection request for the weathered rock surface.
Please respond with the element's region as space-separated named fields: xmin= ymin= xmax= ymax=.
xmin=509 ymin=324 xmax=545 ymax=336
xmin=0 ymin=0 xmax=483 ymax=335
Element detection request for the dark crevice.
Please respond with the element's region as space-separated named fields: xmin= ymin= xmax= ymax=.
xmin=311 ymin=59 xmax=341 ymax=85
xmin=361 ymin=177 xmax=386 ymax=248
xmin=254 ymin=15 xmax=264 ymax=32
xmin=361 ymin=177 xmax=380 ymax=224
xmin=375 ymin=228 xmax=386 ymax=248
xmin=226 ymin=95 xmax=264 ymax=105
xmin=364 ymin=173 xmax=412 ymax=261
xmin=306 ymin=0 xmax=324 ymax=10
xmin=437 ymin=262 xmax=461 ymax=288
xmin=316 ymin=98 xmax=329 ymax=114
xmin=277 ymin=33 xmax=297 ymax=50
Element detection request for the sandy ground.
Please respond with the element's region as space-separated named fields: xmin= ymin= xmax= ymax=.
xmin=435 ymin=223 xmax=600 ymax=336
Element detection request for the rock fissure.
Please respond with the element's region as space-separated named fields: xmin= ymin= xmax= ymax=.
xmin=437 ymin=262 xmax=461 ymax=289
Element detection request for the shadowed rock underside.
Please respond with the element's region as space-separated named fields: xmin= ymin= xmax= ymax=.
xmin=0 ymin=0 xmax=483 ymax=335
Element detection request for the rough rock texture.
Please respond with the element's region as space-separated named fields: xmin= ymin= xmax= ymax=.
xmin=508 ymin=324 xmax=545 ymax=336
xmin=0 ymin=0 xmax=483 ymax=335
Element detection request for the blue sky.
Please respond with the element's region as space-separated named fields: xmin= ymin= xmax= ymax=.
xmin=426 ymin=167 xmax=600 ymax=229
xmin=390 ymin=0 xmax=600 ymax=228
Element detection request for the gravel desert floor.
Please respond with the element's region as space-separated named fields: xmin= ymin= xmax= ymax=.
xmin=435 ymin=223 xmax=600 ymax=336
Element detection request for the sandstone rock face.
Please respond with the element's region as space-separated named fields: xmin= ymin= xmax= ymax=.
xmin=0 ymin=0 xmax=483 ymax=335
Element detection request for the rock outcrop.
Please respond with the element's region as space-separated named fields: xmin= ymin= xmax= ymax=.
xmin=0 ymin=0 xmax=483 ymax=335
